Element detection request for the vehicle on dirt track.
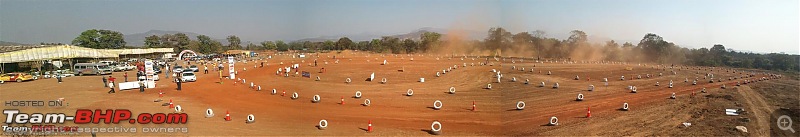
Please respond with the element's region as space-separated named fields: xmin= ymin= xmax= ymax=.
xmin=180 ymin=72 xmax=196 ymax=82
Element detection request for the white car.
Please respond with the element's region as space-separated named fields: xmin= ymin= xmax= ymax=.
xmin=180 ymin=72 xmax=196 ymax=82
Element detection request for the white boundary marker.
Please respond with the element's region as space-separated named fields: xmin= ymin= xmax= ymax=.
xmin=355 ymin=91 xmax=362 ymax=98
xmin=312 ymin=95 xmax=321 ymax=103
xmin=576 ymin=94 xmax=584 ymax=101
xmin=407 ymin=89 xmax=414 ymax=96
xmin=246 ymin=114 xmax=255 ymax=123
xmin=516 ymin=101 xmax=525 ymax=110
xmin=174 ymin=105 xmax=182 ymax=113
xmin=363 ymin=99 xmax=371 ymax=106
xmin=622 ymin=103 xmax=629 ymax=111
xmin=431 ymin=121 xmax=442 ymax=135
xmin=433 ymin=100 xmax=443 ymax=110
xmin=291 ymin=92 xmax=299 ymax=100
xmin=449 ymin=87 xmax=456 ymax=94
xmin=548 ymin=116 xmax=558 ymax=126
xmin=205 ymin=108 xmax=214 ymax=118
xmin=318 ymin=120 xmax=328 ymax=130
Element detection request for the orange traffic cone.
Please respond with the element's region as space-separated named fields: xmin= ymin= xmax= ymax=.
xmin=282 ymin=91 xmax=286 ymax=96
xmin=340 ymin=96 xmax=345 ymax=105
xmin=168 ymin=99 xmax=174 ymax=108
xmin=586 ymin=106 xmax=592 ymax=118
xmin=472 ymin=101 xmax=476 ymax=111
xmin=367 ymin=120 xmax=373 ymax=132
xmin=159 ymin=91 xmax=163 ymax=98
xmin=225 ymin=110 xmax=231 ymax=121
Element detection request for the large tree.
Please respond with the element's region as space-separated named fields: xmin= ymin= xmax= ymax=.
xmin=227 ymin=35 xmax=242 ymax=50
xmin=174 ymin=33 xmax=190 ymax=52
xmin=485 ymin=27 xmax=513 ymax=54
xmin=261 ymin=41 xmax=276 ymax=50
xmin=420 ymin=32 xmax=441 ymax=52
xmin=72 ymin=29 xmax=126 ymax=49
xmin=336 ymin=37 xmax=353 ymax=50
xmin=275 ymin=40 xmax=288 ymax=51
xmin=144 ymin=35 xmax=161 ymax=48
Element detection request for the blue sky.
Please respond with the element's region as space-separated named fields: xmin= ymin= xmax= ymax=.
xmin=1 ymin=0 xmax=797 ymax=54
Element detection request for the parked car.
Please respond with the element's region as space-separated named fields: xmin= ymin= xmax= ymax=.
xmin=0 ymin=73 xmax=35 ymax=82
xmin=188 ymin=65 xmax=199 ymax=72
xmin=173 ymin=66 xmax=184 ymax=73
xmin=180 ymin=72 xmax=196 ymax=82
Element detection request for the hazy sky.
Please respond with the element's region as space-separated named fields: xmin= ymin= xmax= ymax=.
xmin=1 ymin=0 xmax=798 ymax=54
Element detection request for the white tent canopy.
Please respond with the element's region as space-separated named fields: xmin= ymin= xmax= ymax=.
xmin=0 ymin=45 xmax=173 ymax=63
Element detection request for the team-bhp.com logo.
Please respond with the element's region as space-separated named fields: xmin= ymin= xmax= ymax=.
xmin=3 ymin=109 xmax=187 ymax=135
xmin=4 ymin=109 xmax=187 ymax=124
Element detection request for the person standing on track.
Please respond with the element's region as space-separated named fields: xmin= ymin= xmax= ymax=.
xmin=102 ymin=76 xmax=108 ymax=87
xmin=175 ymin=77 xmax=182 ymax=91
xmin=123 ymin=72 xmax=128 ymax=82
xmin=108 ymin=76 xmax=116 ymax=86
xmin=204 ymin=65 xmax=208 ymax=74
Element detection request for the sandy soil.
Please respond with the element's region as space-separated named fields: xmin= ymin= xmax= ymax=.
xmin=1 ymin=51 xmax=796 ymax=136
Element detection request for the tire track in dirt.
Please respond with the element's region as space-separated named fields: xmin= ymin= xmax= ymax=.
xmin=736 ymin=85 xmax=773 ymax=136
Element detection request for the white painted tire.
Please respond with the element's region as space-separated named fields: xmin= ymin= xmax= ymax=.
xmin=381 ymin=78 xmax=387 ymax=84
xmin=449 ymin=87 xmax=456 ymax=94
xmin=433 ymin=100 xmax=443 ymax=110
xmin=346 ymin=78 xmax=351 ymax=83
xmin=174 ymin=105 xmax=182 ymax=113
xmin=246 ymin=114 xmax=255 ymax=123
xmin=318 ymin=120 xmax=328 ymax=130
xmin=588 ymin=85 xmax=594 ymax=91
xmin=516 ymin=101 xmax=525 ymax=110
xmin=363 ymin=99 xmax=371 ymax=106
xmin=272 ymin=89 xmax=277 ymax=95
xmin=540 ymin=82 xmax=545 ymax=87
xmin=257 ymin=86 xmax=262 ymax=91
xmin=405 ymin=89 xmax=414 ymax=96
xmin=205 ymin=108 xmax=214 ymax=118
xmin=354 ymin=91 xmax=362 ymax=98
xmin=436 ymin=72 xmax=440 ymax=77
xmin=549 ymin=116 xmax=558 ymax=125
xmin=576 ymin=94 xmax=584 ymax=101
xmin=316 ymin=76 xmax=321 ymax=81
xmin=670 ymin=93 xmax=676 ymax=99
xmin=622 ymin=103 xmax=629 ymax=111
xmin=431 ymin=121 xmax=442 ymax=134
xmin=487 ymin=84 xmax=492 ymax=89
xmin=291 ymin=92 xmax=299 ymax=100
xmin=312 ymin=95 xmax=321 ymax=103
xmin=553 ymin=83 xmax=559 ymax=89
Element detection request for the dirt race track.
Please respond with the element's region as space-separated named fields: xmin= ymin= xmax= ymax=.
xmin=1 ymin=51 xmax=798 ymax=136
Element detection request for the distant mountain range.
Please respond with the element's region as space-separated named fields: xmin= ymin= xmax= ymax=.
xmin=0 ymin=41 xmax=29 ymax=46
xmin=293 ymin=27 xmax=485 ymax=42
xmin=124 ymin=27 xmax=487 ymax=47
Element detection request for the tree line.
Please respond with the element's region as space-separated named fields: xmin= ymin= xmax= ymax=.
xmin=70 ymin=28 xmax=798 ymax=72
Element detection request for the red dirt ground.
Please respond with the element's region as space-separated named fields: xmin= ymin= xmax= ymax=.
xmin=1 ymin=51 xmax=795 ymax=136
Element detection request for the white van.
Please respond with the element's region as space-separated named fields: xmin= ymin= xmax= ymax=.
xmin=73 ymin=63 xmax=113 ymax=76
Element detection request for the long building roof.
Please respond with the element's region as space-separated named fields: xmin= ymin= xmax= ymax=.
xmin=0 ymin=45 xmax=173 ymax=63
